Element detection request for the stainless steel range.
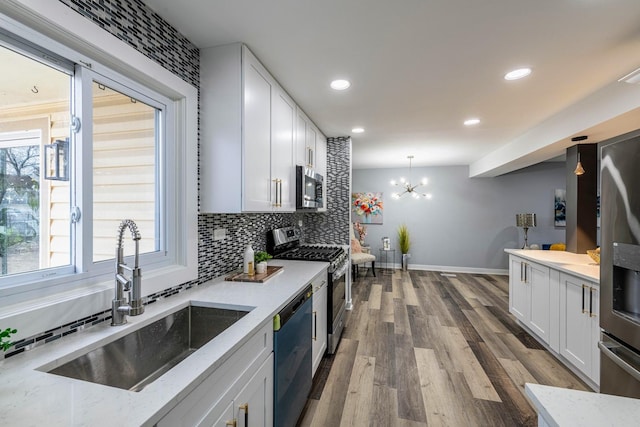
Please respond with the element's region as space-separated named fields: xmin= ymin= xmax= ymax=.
xmin=268 ymin=226 xmax=348 ymax=354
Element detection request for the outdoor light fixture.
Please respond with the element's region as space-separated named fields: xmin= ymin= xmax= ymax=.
xmin=45 ymin=138 xmax=69 ymax=181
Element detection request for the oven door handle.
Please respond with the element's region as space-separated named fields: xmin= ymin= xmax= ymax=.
xmin=333 ymin=260 xmax=349 ymax=280
xmin=599 ymin=339 xmax=640 ymax=383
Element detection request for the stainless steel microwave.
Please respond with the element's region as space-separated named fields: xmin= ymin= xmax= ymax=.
xmin=296 ymin=165 xmax=323 ymax=210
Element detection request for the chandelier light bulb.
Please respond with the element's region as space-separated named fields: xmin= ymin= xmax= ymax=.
xmin=389 ymin=155 xmax=432 ymax=200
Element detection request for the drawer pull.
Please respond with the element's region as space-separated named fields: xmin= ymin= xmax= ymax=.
xmin=313 ymin=311 xmax=317 ymax=340
xmin=239 ymin=403 xmax=248 ymax=426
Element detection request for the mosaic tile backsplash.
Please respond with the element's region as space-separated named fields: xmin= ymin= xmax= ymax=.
xmin=3 ymin=0 xmax=350 ymax=359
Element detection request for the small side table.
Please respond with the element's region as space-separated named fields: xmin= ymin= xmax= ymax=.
xmin=378 ymin=249 xmax=396 ymax=274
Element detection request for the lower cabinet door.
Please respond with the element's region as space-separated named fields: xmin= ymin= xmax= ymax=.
xmin=312 ymin=281 xmax=328 ymax=377
xmin=559 ymin=274 xmax=592 ymax=377
xmin=234 ymin=353 xmax=274 ymax=427
xmin=509 ymin=258 xmax=528 ymax=322
xmin=210 ymin=401 xmax=235 ymax=427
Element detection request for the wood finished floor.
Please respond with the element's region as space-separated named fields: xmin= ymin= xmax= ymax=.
xmin=298 ymin=269 xmax=589 ymax=427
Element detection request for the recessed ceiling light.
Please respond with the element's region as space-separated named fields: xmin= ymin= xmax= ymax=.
xmin=330 ymin=79 xmax=351 ymax=90
xmin=504 ymin=68 xmax=532 ymax=81
xmin=352 ymin=127 xmax=364 ymax=133
xmin=464 ymin=118 xmax=480 ymax=126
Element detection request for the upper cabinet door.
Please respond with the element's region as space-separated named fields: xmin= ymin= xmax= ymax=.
xmin=296 ymin=108 xmax=308 ymax=167
xmin=315 ymin=130 xmax=327 ymax=212
xmin=242 ymin=48 xmax=274 ymax=212
xmin=306 ymin=124 xmax=317 ymax=168
xmin=271 ymin=88 xmax=295 ymax=211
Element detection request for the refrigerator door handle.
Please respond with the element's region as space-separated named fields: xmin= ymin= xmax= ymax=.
xmin=599 ymin=340 xmax=640 ymax=383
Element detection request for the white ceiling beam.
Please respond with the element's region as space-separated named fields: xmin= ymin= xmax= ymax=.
xmin=469 ymin=81 xmax=640 ymax=177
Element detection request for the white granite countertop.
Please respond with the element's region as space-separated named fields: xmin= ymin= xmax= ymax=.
xmin=0 ymin=260 xmax=327 ymax=427
xmin=526 ymin=383 xmax=640 ymax=426
xmin=505 ymin=249 xmax=600 ymax=283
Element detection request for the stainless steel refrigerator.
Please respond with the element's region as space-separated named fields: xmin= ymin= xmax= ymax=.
xmin=599 ymin=134 xmax=640 ymax=398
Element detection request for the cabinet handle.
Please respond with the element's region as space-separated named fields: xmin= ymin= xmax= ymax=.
xmin=520 ymin=262 xmax=524 ymax=282
xmin=589 ymin=287 xmax=596 ymax=317
xmin=226 ymin=419 xmax=237 ymax=427
xmin=523 ymin=263 xmax=528 ymax=283
xmin=239 ymin=403 xmax=248 ymax=426
xmin=313 ymin=310 xmax=317 ymax=340
xmin=272 ymin=179 xmax=282 ymax=207
xmin=582 ymin=284 xmax=587 ymax=314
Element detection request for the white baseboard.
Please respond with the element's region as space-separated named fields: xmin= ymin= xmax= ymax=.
xmin=391 ymin=263 xmax=508 ymax=276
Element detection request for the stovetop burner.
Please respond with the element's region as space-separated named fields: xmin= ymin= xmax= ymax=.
xmin=268 ymin=227 xmax=347 ymax=272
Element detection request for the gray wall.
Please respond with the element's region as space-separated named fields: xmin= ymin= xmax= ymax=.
xmin=352 ymin=162 xmax=567 ymax=271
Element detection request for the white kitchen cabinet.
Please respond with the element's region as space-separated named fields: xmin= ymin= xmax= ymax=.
xmin=270 ymin=86 xmax=296 ymax=211
xmin=157 ymin=320 xmax=274 ymax=427
xmin=311 ymin=272 xmax=328 ymax=377
xmin=200 ymin=43 xmax=294 ymax=213
xmin=296 ymin=108 xmax=315 ymax=168
xmin=315 ymin=130 xmax=327 ymax=212
xmin=509 ymin=255 xmax=552 ymax=345
xmin=209 ymin=354 xmax=274 ymax=427
xmin=559 ymin=273 xmax=600 ymax=384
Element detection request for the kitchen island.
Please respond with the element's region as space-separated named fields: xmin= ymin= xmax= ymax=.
xmin=0 ymin=260 xmax=327 ymax=426
xmin=505 ymin=249 xmax=600 ymax=389
xmin=526 ymin=383 xmax=640 ymax=426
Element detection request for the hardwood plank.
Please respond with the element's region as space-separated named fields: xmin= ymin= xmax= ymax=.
xmin=467 ymin=340 xmax=536 ymax=426
xmin=462 ymin=309 xmax=516 ymax=360
xmin=370 ymin=385 xmax=399 ymax=427
xmin=339 ymin=355 xmax=376 ymax=427
xmin=440 ymin=325 xmax=502 ymax=402
xmin=395 ymin=333 xmax=427 ymax=423
xmin=486 ymin=305 xmax=546 ymax=350
xmin=402 ymin=275 xmax=420 ymax=306
xmin=308 ymin=338 xmax=358 ymax=427
xmin=381 ymin=291 xmax=395 ymax=323
xmin=414 ymin=347 xmax=473 ymax=426
xmin=393 ymin=297 xmax=412 ymax=337
xmin=500 ymin=333 xmax=588 ymax=391
xmin=368 ymin=284 xmax=382 ymax=310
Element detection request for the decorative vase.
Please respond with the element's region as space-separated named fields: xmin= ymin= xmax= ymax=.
xmin=402 ymin=253 xmax=410 ymax=271
xmin=256 ymin=261 xmax=267 ymax=274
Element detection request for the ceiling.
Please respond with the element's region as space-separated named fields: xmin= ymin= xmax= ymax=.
xmin=144 ymin=0 xmax=640 ymax=174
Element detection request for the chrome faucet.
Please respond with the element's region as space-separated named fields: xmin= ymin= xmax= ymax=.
xmin=111 ymin=219 xmax=144 ymax=326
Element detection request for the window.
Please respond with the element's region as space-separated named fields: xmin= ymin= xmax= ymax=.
xmin=0 ymin=8 xmax=197 ymax=304
xmin=0 ymin=42 xmax=73 ymax=278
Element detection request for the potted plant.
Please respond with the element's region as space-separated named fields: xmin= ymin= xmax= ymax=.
xmin=397 ymin=224 xmax=410 ymax=271
xmin=254 ymin=251 xmax=272 ymax=274
xmin=1 ymin=327 xmax=17 ymax=352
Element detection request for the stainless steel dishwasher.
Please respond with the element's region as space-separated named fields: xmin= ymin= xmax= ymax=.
xmin=273 ymin=284 xmax=313 ymax=427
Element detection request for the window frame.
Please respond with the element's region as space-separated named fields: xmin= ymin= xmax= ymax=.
xmin=0 ymin=2 xmax=198 ymax=323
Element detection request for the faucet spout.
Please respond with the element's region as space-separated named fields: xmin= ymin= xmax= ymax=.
xmin=112 ymin=219 xmax=144 ymax=326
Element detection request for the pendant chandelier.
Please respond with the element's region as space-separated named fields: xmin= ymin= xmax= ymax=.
xmin=390 ymin=155 xmax=432 ymax=200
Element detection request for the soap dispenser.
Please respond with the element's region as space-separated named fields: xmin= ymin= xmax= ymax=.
xmin=243 ymin=243 xmax=255 ymax=275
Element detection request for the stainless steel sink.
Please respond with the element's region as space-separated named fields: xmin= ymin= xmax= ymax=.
xmin=46 ymin=304 xmax=250 ymax=391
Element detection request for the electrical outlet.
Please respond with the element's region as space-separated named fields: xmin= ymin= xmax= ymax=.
xmin=213 ymin=228 xmax=227 ymax=241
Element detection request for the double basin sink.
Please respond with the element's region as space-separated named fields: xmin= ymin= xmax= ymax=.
xmin=44 ymin=304 xmax=250 ymax=392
